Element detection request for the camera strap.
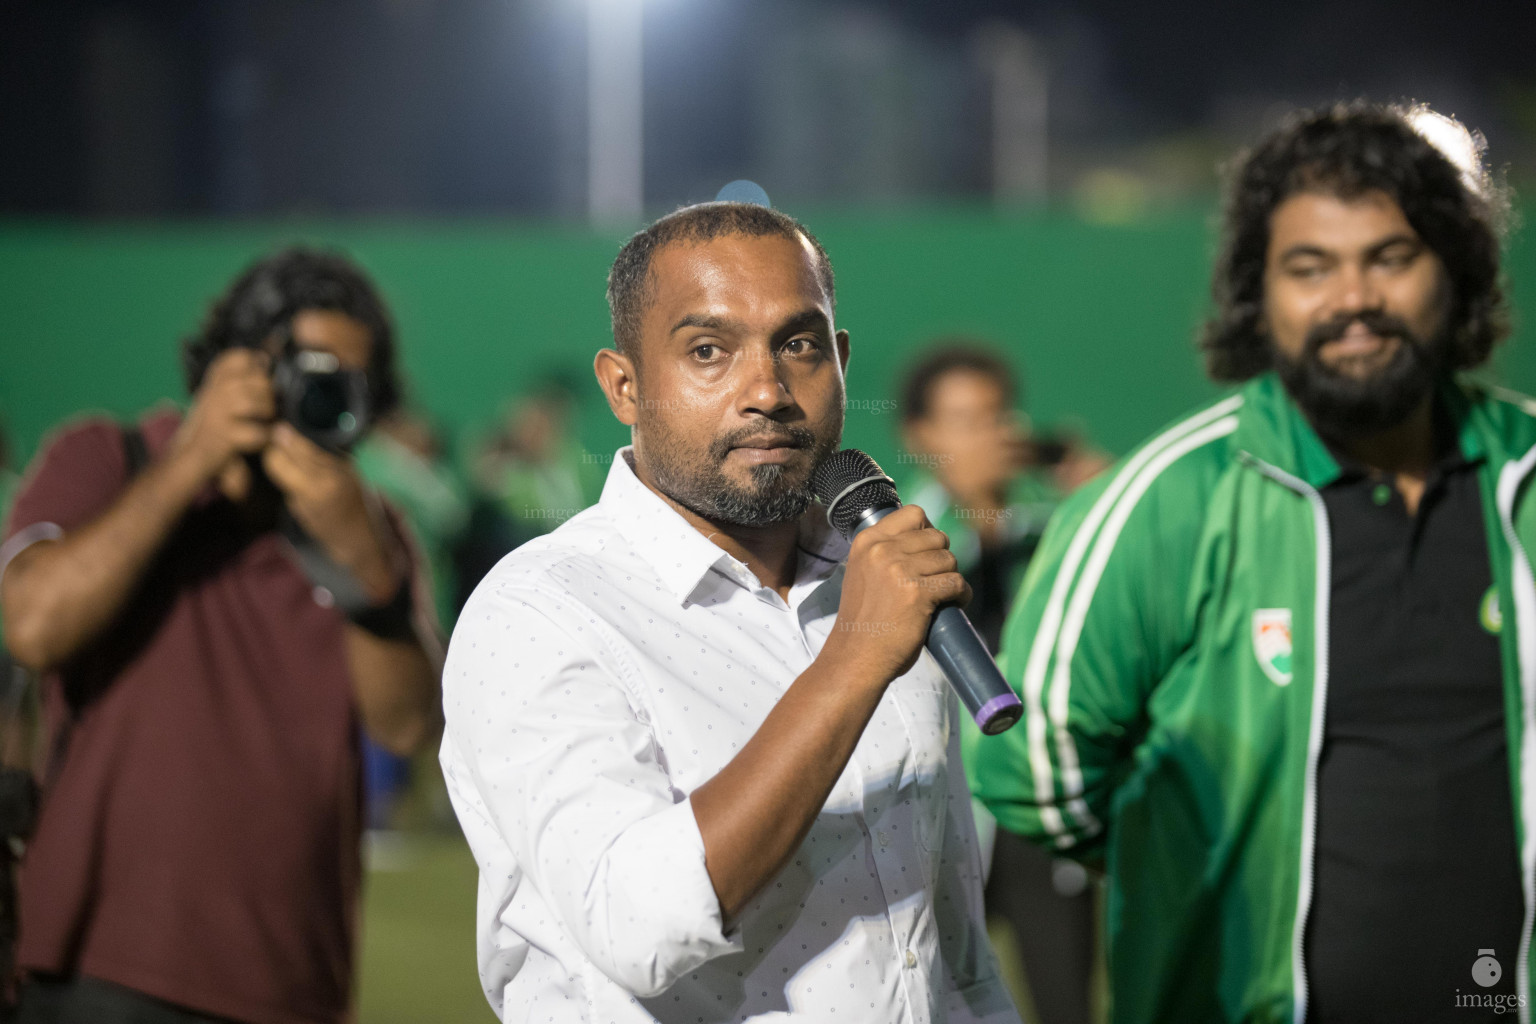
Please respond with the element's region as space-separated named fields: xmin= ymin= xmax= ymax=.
xmin=276 ymin=509 xmax=376 ymax=616
xmin=277 ymin=512 xmax=417 ymax=641
xmin=121 ymin=424 xmax=148 ymax=477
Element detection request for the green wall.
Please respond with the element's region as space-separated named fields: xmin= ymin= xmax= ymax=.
xmin=3 ymin=207 xmax=1534 ymax=473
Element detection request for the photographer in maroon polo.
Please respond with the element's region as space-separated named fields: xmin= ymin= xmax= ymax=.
xmin=0 ymin=248 xmax=441 ymax=1024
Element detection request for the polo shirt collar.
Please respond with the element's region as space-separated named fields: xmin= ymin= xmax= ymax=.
xmin=1323 ymin=392 xmax=1485 ymax=488
xmin=1235 ymin=372 xmax=1487 ymax=489
xmin=599 ymin=446 xmax=849 ymax=606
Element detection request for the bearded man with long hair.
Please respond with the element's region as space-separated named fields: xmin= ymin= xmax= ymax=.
xmin=972 ymin=102 xmax=1532 ymax=1024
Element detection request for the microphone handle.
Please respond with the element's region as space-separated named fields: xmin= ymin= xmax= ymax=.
xmin=926 ymin=606 xmax=1022 ymax=735
xmin=847 ymin=506 xmax=1023 ymax=735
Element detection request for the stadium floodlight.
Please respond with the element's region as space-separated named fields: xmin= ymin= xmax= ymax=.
xmin=587 ymin=0 xmax=644 ymax=225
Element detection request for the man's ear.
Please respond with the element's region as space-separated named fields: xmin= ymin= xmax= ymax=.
xmin=593 ymin=347 xmax=640 ymax=426
xmin=835 ymin=329 xmax=850 ymax=375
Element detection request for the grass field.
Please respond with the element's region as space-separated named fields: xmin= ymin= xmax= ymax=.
xmin=356 ymin=830 xmax=498 ymax=1024
xmin=352 ymin=801 xmax=1098 ymax=1024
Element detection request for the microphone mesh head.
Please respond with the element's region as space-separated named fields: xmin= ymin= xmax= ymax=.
xmin=810 ymin=448 xmax=901 ymax=538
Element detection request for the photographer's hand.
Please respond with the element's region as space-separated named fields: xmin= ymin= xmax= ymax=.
xmin=2 ymin=349 xmax=278 ymax=672
xmin=262 ymin=423 xmax=402 ymax=604
xmin=166 ymin=348 xmax=275 ymax=488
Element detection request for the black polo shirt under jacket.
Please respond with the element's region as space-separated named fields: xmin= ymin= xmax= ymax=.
xmin=1305 ymin=418 xmax=1524 ymax=1024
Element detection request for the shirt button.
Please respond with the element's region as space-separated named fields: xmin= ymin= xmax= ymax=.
xmin=904 ymin=949 xmax=917 ymax=969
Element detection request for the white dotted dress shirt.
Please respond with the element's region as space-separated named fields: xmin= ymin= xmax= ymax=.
xmin=441 ymin=447 xmax=1019 ymax=1024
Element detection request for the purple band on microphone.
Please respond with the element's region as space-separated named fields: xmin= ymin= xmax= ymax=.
xmin=974 ymin=692 xmax=1023 ymax=729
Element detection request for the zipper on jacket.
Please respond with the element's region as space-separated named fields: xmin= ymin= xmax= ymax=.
xmin=1495 ymin=448 xmax=1536 ymax=1024
xmin=1240 ymin=453 xmax=1332 ymax=1024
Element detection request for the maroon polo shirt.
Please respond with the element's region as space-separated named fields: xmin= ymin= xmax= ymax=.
xmin=4 ymin=409 xmax=364 ymax=1024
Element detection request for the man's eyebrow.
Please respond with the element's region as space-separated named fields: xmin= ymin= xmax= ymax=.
xmin=1277 ymin=243 xmax=1332 ymax=262
xmin=775 ymin=308 xmax=832 ymax=336
xmin=1278 ymin=234 xmax=1422 ymax=262
xmin=667 ymin=308 xmax=832 ymax=337
xmin=1366 ymin=233 xmax=1424 ymax=254
xmin=670 ymin=313 xmax=743 ymax=335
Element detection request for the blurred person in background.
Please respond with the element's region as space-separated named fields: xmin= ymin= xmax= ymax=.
xmin=354 ymin=407 xmax=470 ymax=833
xmin=899 ymin=344 xmax=1105 ymax=651
xmin=899 ymin=344 xmax=1103 ymax=1024
xmin=453 ymin=380 xmax=600 ymax=610
xmin=972 ymin=103 xmax=1528 ymax=1023
xmin=356 ymin=407 xmax=469 ymax=632
xmin=0 ymin=247 xmax=441 ymax=1024
xmin=471 ymin=380 xmax=598 ymax=541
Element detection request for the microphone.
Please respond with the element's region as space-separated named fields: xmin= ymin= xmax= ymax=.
xmin=810 ymin=449 xmax=1023 ymax=736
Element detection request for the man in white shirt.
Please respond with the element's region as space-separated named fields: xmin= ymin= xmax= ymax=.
xmin=441 ymin=201 xmax=1020 ymax=1024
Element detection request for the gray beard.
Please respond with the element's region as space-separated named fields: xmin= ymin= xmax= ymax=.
xmin=636 ymin=418 xmax=839 ymax=528
xmin=649 ymin=458 xmax=815 ymax=527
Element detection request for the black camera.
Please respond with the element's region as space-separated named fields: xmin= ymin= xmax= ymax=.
xmin=271 ymin=344 xmax=371 ymax=454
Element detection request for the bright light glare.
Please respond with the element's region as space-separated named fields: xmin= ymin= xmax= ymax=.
xmin=1407 ymin=105 xmax=1487 ymax=199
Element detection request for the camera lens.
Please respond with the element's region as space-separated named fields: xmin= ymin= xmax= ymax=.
xmin=299 ymin=375 xmax=351 ymax=431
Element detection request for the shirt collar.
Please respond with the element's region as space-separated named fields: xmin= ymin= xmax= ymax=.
xmin=1235 ymin=372 xmax=1489 ymax=489
xmin=600 ymin=446 xmax=849 ymax=606
xmin=1320 ymin=393 xmax=1484 ymax=491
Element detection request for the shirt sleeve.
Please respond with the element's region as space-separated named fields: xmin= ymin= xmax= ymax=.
xmin=440 ymin=579 xmax=742 ymax=1000
xmin=933 ymin=691 xmax=1024 ymax=1024
xmin=1 ymin=419 xmax=129 ymax=591
xmin=4 ymin=419 xmax=129 ymax=542
xmin=969 ymin=449 xmax=1205 ymax=862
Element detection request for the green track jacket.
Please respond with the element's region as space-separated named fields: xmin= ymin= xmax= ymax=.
xmin=970 ymin=373 xmax=1536 ymax=1024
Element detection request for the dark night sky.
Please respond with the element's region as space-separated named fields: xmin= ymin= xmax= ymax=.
xmin=3 ymin=0 xmax=1533 ymax=216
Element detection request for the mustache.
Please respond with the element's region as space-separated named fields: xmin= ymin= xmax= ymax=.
xmin=708 ymin=424 xmax=819 ymax=462
xmin=1303 ymin=309 xmax=1421 ymax=357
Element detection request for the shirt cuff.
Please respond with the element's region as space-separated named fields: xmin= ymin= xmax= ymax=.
xmin=602 ymin=795 xmax=744 ymax=995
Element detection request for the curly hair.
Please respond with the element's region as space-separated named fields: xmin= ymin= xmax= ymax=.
xmin=606 ymin=202 xmax=835 ymax=361
xmin=181 ymin=246 xmax=402 ymax=418
xmin=1201 ymin=101 xmax=1511 ymax=382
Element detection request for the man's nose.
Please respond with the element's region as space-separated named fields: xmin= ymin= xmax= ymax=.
xmin=1332 ymin=262 xmax=1384 ymax=317
xmin=738 ymin=347 xmax=793 ymax=416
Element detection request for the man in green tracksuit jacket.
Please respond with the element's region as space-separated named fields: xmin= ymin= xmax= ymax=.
xmin=972 ymin=103 xmax=1530 ymax=1024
